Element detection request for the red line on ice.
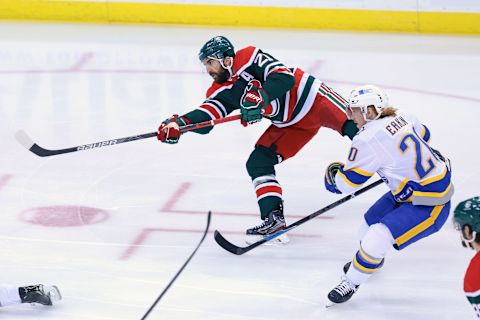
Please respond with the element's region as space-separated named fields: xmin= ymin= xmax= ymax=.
xmin=119 ymin=228 xmax=322 ymax=260
xmin=69 ymin=52 xmax=94 ymax=71
xmin=166 ymin=208 xmax=332 ymax=219
xmin=0 ymin=174 xmax=12 ymax=192
xmin=159 ymin=182 xmax=333 ymax=219
xmin=0 ymin=67 xmax=477 ymax=102
xmin=120 ymin=228 xmax=153 ymax=260
xmin=121 ymin=182 xmax=332 ymax=259
xmin=160 ymin=182 xmax=192 ymax=211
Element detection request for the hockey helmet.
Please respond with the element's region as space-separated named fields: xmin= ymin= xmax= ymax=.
xmin=348 ymin=85 xmax=389 ymax=121
xmin=454 ymin=196 xmax=480 ymax=246
xmin=198 ymin=36 xmax=235 ymax=62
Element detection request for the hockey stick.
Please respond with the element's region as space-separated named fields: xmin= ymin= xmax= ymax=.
xmin=140 ymin=210 xmax=211 ymax=320
xmin=214 ymin=179 xmax=384 ymax=255
xmin=15 ymin=114 xmax=241 ymax=157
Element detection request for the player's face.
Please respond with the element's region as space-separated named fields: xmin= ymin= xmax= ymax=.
xmin=203 ymin=58 xmax=229 ymax=83
xmin=349 ymin=107 xmax=367 ymax=128
xmin=457 ymin=224 xmax=476 ymax=249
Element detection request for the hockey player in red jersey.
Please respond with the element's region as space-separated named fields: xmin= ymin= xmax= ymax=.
xmin=157 ymin=36 xmax=358 ymax=244
xmin=454 ymin=197 xmax=480 ymax=319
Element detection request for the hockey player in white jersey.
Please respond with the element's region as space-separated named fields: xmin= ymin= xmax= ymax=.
xmin=324 ymin=85 xmax=453 ymax=305
xmin=0 ymin=284 xmax=61 ymax=307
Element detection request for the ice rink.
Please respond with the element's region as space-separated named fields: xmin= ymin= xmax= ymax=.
xmin=0 ymin=22 xmax=479 ymax=319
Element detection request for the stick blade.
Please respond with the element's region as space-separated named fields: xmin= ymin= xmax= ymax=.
xmin=214 ymin=230 xmax=246 ymax=255
xmin=14 ymin=130 xmax=57 ymax=157
xmin=14 ymin=130 xmax=35 ymax=149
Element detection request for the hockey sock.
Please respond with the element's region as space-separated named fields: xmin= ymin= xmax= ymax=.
xmin=347 ymin=223 xmax=394 ymax=286
xmin=252 ymin=174 xmax=283 ymax=219
xmin=0 ymin=286 xmax=21 ymax=306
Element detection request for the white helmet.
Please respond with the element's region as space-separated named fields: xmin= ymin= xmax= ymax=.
xmin=348 ymin=85 xmax=389 ymax=121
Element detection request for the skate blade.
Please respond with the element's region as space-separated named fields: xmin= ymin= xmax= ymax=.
xmin=245 ymin=234 xmax=290 ymax=245
xmin=45 ymin=285 xmax=62 ymax=302
xmin=325 ymin=300 xmax=336 ymax=308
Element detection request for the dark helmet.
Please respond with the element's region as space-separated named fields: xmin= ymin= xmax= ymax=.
xmin=198 ymin=36 xmax=235 ymax=62
xmin=453 ymin=196 xmax=480 ymax=233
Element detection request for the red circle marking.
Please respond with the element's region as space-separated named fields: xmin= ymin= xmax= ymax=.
xmin=20 ymin=205 xmax=109 ymax=227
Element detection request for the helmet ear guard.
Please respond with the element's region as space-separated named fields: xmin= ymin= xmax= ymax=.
xmin=210 ymin=56 xmax=233 ymax=71
xmin=455 ymin=221 xmax=477 ymax=248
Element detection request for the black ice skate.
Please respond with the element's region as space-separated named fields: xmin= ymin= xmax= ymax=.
xmin=246 ymin=206 xmax=289 ymax=245
xmin=326 ymin=277 xmax=359 ymax=306
xmin=19 ymin=284 xmax=62 ymax=306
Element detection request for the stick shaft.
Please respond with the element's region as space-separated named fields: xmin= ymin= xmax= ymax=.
xmin=141 ymin=211 xmax=212 ymax=320
xmin=180 ymin=114 xmax=241 ymax=132
xmin=214 ymin=179 xmax=384 ymax=255
xmin=18 ymin=114 xmax=241 ymax=157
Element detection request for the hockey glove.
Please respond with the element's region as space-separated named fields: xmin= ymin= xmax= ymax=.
xmin=324 ymin=162 xmax=344 ymax=194
xmin=431 ymin=147 xmax=452 ymax=172
xmin=157 ymin=114 xmax=190 ymax=144
xmin=240 ymin=80 xmax=269 ymax=126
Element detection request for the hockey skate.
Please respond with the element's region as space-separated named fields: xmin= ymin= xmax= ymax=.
xmin=19 ymin=284 xmax=62 ymax=306
xmin=326 ymin=277 xmax=359 ymax=307
xmin=246 ymin=206 xmax=289 ymax=245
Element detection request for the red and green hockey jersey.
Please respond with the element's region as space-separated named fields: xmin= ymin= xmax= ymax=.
xmin=465 ymin=251 xmax=480 ymax=319
xmin=182 ymin=46 xmax=346 ymax=133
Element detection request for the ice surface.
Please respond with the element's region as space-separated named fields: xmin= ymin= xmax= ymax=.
xmin=0 ymin=22 xmax=478 ymax=319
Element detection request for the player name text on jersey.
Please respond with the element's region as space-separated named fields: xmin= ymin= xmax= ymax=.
xmin=384 ymin=116 xmax=409 ymax=136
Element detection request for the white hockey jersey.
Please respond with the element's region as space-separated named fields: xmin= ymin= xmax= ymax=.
xmin=336 ymin=111 xmax=453 ymax=206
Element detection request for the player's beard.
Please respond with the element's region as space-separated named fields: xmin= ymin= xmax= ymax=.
xmin=210 ymin=67 xmax=230 ymax=84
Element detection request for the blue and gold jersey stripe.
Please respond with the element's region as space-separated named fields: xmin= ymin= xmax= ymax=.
xmin=419 ymin=167 xmax=447 ymax=186
xmin=412 ymin=182 xmax=453 ymax=199
xmin=392 ymin=167 xmax=450 ymax=202
xmin=337 ymin=167 xmax=373 ymax=188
